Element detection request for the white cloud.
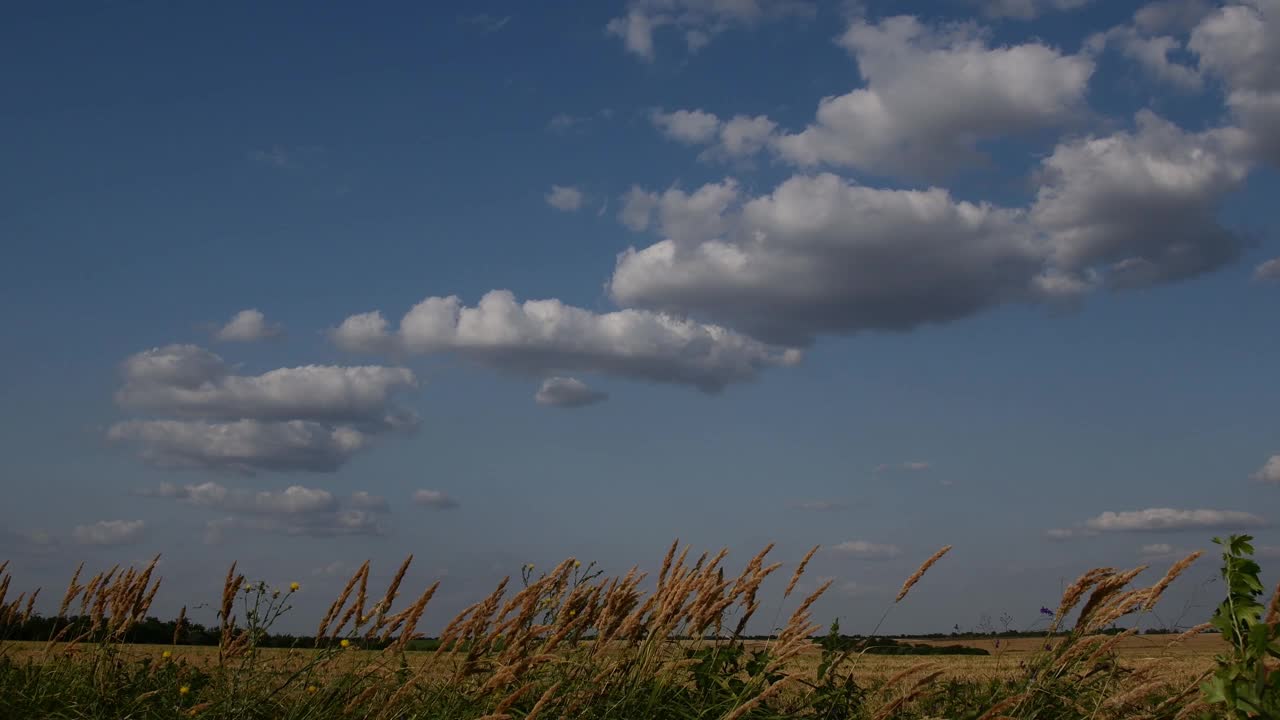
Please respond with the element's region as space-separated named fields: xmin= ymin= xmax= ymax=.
xmin=615 ymin=100 xmax=1255 ymax=348
xmin=138 ymin=482 xmax=386 ymax=541
xmin=713 ymin=115 xmax=778 ymax=159
xmin=1189 ymin=0 xmax=1280 ymax=166
xmin=649 ymin=110 xmax=779 ymax=162
xmin=650 ymin=109 xmax=722 ymax=144
xmin=1140 ymin=543 xmax=1175 ymax=555
xmin=73 ymin=520 xmax=146 ymax=546
xmin=1092 ymin=27 xmax=1203 ymax=90
xmin=607 ymin=0 xmax=815 ymax=61
xmin=1256 ymin=258 xmax=1280 ymax=281
xmin=1134 ymin=0 xmax=1214 ymax=33
xmin=982 ymin=0 xmax=1093 ymax=19
xmin=534 ymin=377 xmax=608 ymax=408
xmin=138 ymin=481 xmax=344 ymax=514
xmin=789 ymin=500 xmax=848 ymax=512
xmin=618 ymin=179 xmax=740 ymax=244
xmin=830 ymin=540 xmax=903 ymax=559
xmin=330 ymin=290 xmax=800 ymax=393
xmin=109 ymin=419 xmax=370 ymax=474
xmin=203 ymin=510 xmax=381 ymax=544
xmin=1083 ymin=508 xmax=1267 ymax=532
xmin=413 ymin=489 xmax=460 ymax=510
xmin=876 ymin=461 xmax=932 ymax=473
xmin=772 ymin=16 xmax=1094 ymax=178
xmin=110 ymin=346 xmax=416 ymax=474
xmin=1032 ymin=111 xmax=1251 ymax=290
xmin=115 ymin=345 xmax=418 ymax=427
xmin=546 ymin=185 xmax=585 ymax=212
xmin=1046 ymin=527 xmax=1095 ymax=540
xmin=349 ymin=491 xmax=390 ymax=512
xmin=1251 ymin=455 xmax=1280 ymax=483
xmin=215 ymin=309 xmax=282 ymax=342
xmin=610 ymin=173 xmax=1046 ymax=346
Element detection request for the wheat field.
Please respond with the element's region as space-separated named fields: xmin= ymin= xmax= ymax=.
xmin=0 ymin=540 xmax=1260 ymax=719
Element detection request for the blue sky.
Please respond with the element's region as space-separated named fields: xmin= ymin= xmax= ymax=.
xmin=2 ymin=0 xmax=1279 ymax=635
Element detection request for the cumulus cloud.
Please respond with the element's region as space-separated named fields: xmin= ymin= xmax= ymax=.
xmin=1255 ymin=258 xmax=1280 ymax=281
xmin=109 ymin=420 xmax=371 ymax=474
xmin=330 ymin=290 xmax=800 ymax=393
xmin=875 ymin=461 xmax=932 ymax=473
xmin=138 ymin=481 xmax=387 ymax=541
xmin=1032 ymin=111 xmax=1251 ymax=290
xmin=1090 ymin=26 xmax=1203 ymax=90
xmin=1083 ymin=508 xmax=1266 ymax=532
xmin=203 ymin=510 xmax=382 ymax=544
xmin=215 ymin=309 xmax=282 ymax=342
xmin=115 ymin=345 xmax=418 ymax=427
xmin=73 ymin=520 xmax=146 ymax=546
xmin=349 ymin=491 xmax=391 ymax=512
xmin=413 ymin=489 xmax=460 ymax=510
xmin=607 ymin=0 xmax=814 ymax=61
xmin=830 ymin=540 xmax=903 ymax=559
xmin=534 ymin=377 xmax=608 ymax=408
xmin=1189 ymin=0 xmax=1280 ymax=166
xmin=109 ymin=345 xmax=418 ymax=473
xmin=982 ymin=0 xmax=1093 ymax=19
xmin=545 ymin=185 xmax=585 ymax=212
xmin=0 ymin=528 xmax=60 ymax=555
xmin=610 ymin=173 xmax=1047 ymax=346
xmin=1134 ymin=0 xmax=1215 ymax=33
xmin=649 ymin=109 xmax=779 ymax=163
xmin=615 ymin=102 xmax=1255 ymax=346
xmin=650 ymin=109 xmax=722 ymax=144
xmin=137 ymin=481 xmax=347 ymax=514
xmin=789 ymin=500 xmax=849 ymax=512
xmin=1140 ymin=542 xmax=1175 ymax=555
xmin=772 ymin=16 xmax=1094 ymax=178
xmin=1251 ymin=455 xmax=1280 ymax=483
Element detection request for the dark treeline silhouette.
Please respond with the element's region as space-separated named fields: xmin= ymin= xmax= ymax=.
xmin=0 ymin=614 xmax=354 ymax=649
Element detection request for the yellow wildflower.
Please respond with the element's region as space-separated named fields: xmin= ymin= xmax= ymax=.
xmin=306 ymin=685 xmax=318 ymax=694
xmin=290 ymin=581 xmax=300 ymax=592
xmin=340 ymin=639 xmax=351 ymax=648
xmin=179 ymin=685 xmax=190 ymax=696
xmin=162 ymin=650 xmax=172 ymax=659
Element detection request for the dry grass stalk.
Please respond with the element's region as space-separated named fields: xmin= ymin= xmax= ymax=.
xmin=1101 ymin=679 xmax=1165 ymax=709
xmin=524 ymin=681 xmax=562 ymax=720
xmin=784 ymin=545 xmax=819 ymax=599
xmin=173 ymin=605 xmax=187 ymax=645
xmin=1143 ymin=552 xmax=1203 ymax=611
xmin=56 ymin=562 xmax=83 ymax=618
xmin=1267 ymin=580 xmax=1280 ymax=628
xmin=1076 ymin=566 xmax=1146 ymax=630
xmin=975 ymin=692 xmax=1030 ymax=720
xmin=872 ymin=670 xmax=945 ymax=720
xmin=343 ymin=684 xmax=381 ymax=715
xmin=896 ymin=545 xmax=952 ymax=603
xmin=318 ymin=562 xmax=365 ymax=641
xmin=1082 ymin=627 xmax=1136 ymax=669
xmin=879 ymin=661 xmax=938 ymax=692
xmin=1053 ymin=567 xmax=1114 ymax=627
xmin=21 ymin=587 xmax=39 ymax=624
xmin=390 ymin=581 xmax=439 ymax=650
xmin=218 ymin=562 xmax=240 ymax=633
xmin=723 ymin=675 xmax=796 ymax=720
xmin=1166 ymin=622 xmax=1212 ymax=648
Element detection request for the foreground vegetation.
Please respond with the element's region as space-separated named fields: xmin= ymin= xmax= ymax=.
xmin=1 ymin=535 xmax=1277 ymax=718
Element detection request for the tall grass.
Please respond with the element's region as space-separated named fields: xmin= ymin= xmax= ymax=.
xmin=0 ymin=537 xmax=1266 ymax=719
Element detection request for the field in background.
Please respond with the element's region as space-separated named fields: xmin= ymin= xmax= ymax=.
xmin=0 ymin=539 xmax=1268 ymax=719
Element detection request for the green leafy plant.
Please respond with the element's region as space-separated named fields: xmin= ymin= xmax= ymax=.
xmin=1202 ymin=534 xmax=1280 ymax=718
